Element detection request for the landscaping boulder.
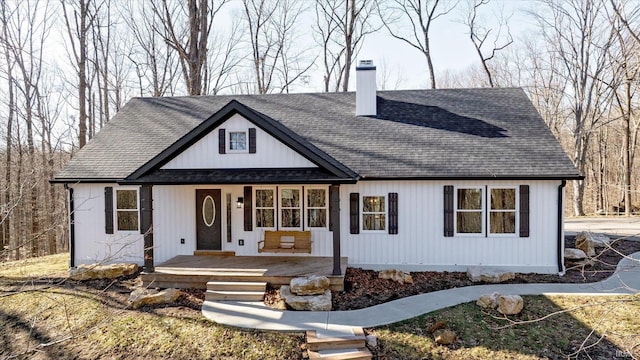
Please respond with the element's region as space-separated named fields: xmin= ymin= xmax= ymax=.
xmin=467 ymin=267 xmax=515 ymax=283
xmin=434 ymin=330 xmax=457 ymax=345
xmin=576 ymin=231 xmax=610 ymax=257
xmin=70 ymin=263 xmax=138 ymax=281
xmin=289 ymin=275 xmax=330 ymax=295
xmin=366 ymin=334 xmax=378 ymax=347
xmin=497 ymin=295 xmax=524 ymax=315
xmin=564 ymin=248 xmax=588 ymax=260
xmin=476 ymin=292 xmax=500 ymax=309
xmin=378 ymin=269 xmax=413 ymax=284
xmin=279 ymin=285 xmax=331 ymax=311
xmin=128 ymin=288 xmax=180 ymax=309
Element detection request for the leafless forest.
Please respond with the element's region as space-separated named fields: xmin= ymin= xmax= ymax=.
xmin=1 ymin=0 xmax=639 ymax=261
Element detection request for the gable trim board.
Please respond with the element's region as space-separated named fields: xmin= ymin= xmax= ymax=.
xmin=125 ymin=100 xmax=356 ymax=183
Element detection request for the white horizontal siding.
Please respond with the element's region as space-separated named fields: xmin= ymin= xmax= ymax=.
xmin=340 ymin=180 xmax=561 ymax=274
xmin=71 ymin=183 xmax=144 ymax=266
xmin=162 ymin=114 xmax=317 ymax=169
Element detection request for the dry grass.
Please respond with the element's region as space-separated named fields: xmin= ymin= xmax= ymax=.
xmin=371 ymin=294 xmax=640 ymax=359
xmin=0 ymin=253 xmax=69 ymax=279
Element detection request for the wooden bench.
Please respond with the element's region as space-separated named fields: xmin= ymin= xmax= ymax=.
xmin=258 ymin=230 xmax=312 ymax=254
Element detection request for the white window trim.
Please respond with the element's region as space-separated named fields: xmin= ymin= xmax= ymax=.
xmin=227 ymin=129 xmax=249 ymax=153
xmin=254 ymin=187 xmax=276 ymax=229
xmin=487 ymin=186 xmax=519 ymax=237
xmin=114 ymin=187 xmax=139 ymax=233
xmin=279 ymin=186 xmax=303 ymax=230
xmin=305 ymin=186 xmax=329 ymax=229
xmin=453 ymin=187 xmax=485 ymax=237
xmin=361 ymin=194 xmax=387 ymax=233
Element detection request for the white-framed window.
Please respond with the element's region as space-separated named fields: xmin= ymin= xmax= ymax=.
xmin=280 ymin=187 xmax=302 ymax=229
xmin=362 ymin=195 xmax=386 ymax=231
xmin=489 ymin=187 xmax=517 ymax=235
xmin=455 ymin=188 xmax=483 ymax=235
xmin=255 ymin=188 xmax=275 ymax=228
xmin=116 ymin=189 xmax=139 ymax=231
xmin=228 ymin=130 xmax=247 ymax=152
xmin=306 ymin=188 xmax=328 ymax=228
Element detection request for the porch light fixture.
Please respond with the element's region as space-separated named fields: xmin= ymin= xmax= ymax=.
xmin=236 ymin=197 xmax=244 ymax=208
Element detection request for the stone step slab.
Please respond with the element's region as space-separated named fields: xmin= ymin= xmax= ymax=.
xmin=306 ymin=328 xmax=366 ymax=351
xmin=205 ymin=290 xmax=265 ymax=301
xmin=307 ymin=348 xmax=372 ymax=360
xmin=206 ymin=281 xmax=267 ymax=292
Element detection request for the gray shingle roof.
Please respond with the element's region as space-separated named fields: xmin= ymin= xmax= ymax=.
xmin=53 ymin=88 xmax=580 ymax=181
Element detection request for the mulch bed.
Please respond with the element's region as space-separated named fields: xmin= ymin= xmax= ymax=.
xmin=264 ymin=237 xmax=640 ymax=311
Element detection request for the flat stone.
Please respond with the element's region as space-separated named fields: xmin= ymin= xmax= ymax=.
xmin=476 ymin=292 xmax=500 ymax=309
xmin=379 ymin=269 xmax=413 ymax=284
xmin=290 ymin=275 xmax=330 ymax=296
xmin=434 ymin=329 xmax=456 ymax=345
xmin=497 ymin=294 xmax=524 ymax=315
xmin=564 ymin=248 xmax=588 ymax=260
xmin=467 ymin=267 xmax=515 ymax=283
xmin=280 ymin=286 xmax=331 ymax=311
xmin=128 ymin=288 xmax=180 ymax=309
xmin=70 ymin=263 xmax=138 ymax=280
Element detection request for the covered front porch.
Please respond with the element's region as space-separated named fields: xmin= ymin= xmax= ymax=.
xmin=141 ymin=254 xmax=348 ymax=291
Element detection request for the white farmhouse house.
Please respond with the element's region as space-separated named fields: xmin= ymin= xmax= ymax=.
xmin=53 ymin=61 xmax=581 ymax=282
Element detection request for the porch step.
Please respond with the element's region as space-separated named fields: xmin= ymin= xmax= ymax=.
xmin=193 ymin=250 xmax=236 ymax=256
xmin=306 ymin=328 xmax=371 ymax=360
xmin=205 ymin=290 xmax=265 ymax=301
xmin=205 ymin=280 xmax=267 ymax=301
xmin=207 ymin=281 xmax=267 ymax=292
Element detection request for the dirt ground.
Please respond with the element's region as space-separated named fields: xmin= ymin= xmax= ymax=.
xmin=265 ymin=236 xmax=640 ymax=311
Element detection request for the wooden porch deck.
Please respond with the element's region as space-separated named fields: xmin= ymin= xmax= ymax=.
xmin=141 ymin=255 xmax=348 ymax=291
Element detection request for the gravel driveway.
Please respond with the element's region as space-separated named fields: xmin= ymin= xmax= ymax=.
xmin=565 ymin=216 xmax=640 ymax=239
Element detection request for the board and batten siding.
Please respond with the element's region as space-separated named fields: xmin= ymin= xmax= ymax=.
xmin=152 ymin=185 xmax=335 ymax=263
xmin=340 ymin=180 xmax=562 ymax=274
xmin=70 ymin=183 xmax=144 ymax=266
xmin=161 ymin=114 xmax=317 ymax=169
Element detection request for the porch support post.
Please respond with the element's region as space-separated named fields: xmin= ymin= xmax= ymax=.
xmin=140 ymin=184 xmax=154 ymax=272
xmin=330 ymin=185 xmax=341 ymax=276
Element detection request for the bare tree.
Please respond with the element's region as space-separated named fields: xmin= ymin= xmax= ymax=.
xmin=462 ymin=0 xmax=513 ymax=87
xmin=314 ymin=0 xmax=380 ymax=92
xmin=532 ymin=0 xmax=614 ymax=216
xmin=242 ymin=0 xmax=315 ymax=94
xmin=153 ymin=0 xmax=230 ymax=96
xmin=378 ymin=0 xmax=458 ymax=89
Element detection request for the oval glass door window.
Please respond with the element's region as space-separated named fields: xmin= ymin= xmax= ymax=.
xmin=202 ymin=195 xmax=216 ymax=227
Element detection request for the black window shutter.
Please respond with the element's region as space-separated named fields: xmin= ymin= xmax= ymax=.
xmin=349 ymin=193 xmax=359 ymax=234
xmin=249 ymin=128 xmax=256 ymax=153
xmin=519 ymin=185 xmax=530 ymax=237
xmin=105 ymin=187 xmax=114 ymax=234
xmin=444 ymin=185 xmax=454 ymax=237
xmin=218 ymin=129 xmax=226 ymax=154
xmin=388 ymin=192 xmax=398 ymax=235
xmin=244 ymin=186 xmax=252 ymax=231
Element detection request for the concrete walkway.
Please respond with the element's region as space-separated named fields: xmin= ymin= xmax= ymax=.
xmin=202 ymin=252 xmax=640 ymax=332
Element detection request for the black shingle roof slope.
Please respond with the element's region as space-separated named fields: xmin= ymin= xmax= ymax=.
xmin=53 ymin=88 xmax=581 ymax=182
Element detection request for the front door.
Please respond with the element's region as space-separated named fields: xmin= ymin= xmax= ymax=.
xmin=196 ymin=189 xmax=222 ymax=250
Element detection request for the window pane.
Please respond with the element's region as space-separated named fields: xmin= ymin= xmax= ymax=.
xmin=281 ymin=189 xmax=300 ymax=207
xmin=456 ymin=212 xmax=482 ymax=233
xmin=363 ymin=196 xmax=385 ymax=212
xmin=281 ymin=209 xmax=301 ymax=228
xmin=117 ymin=210 xmax=138 ymax=231
xmin=457 ymin=189 xmax=482 ymax=210
xmin=363 ymin=214 xmax=386 ymax=230
xmin=230 ymin=132 xmax=247 ymax=150
xmin=308 ymin=209 xmax=327 ymax=227
xmin=491 ymin=189 xmax=516 ymax=210
xmin=255 ymin=190 xmax=274 ymax=207
xmin=490 ymin=212 xmax=516 ymax=234
xmin=117 ymin=190 xmax=137 ymax=210
xmin=256 ymin=209 xmax=274 ymax=227
xmin=307 ymin=189 xmax=326 ymax=207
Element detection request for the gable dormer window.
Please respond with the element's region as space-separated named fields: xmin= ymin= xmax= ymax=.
xmin=229 ymin=131 xmax=247 ymax=152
